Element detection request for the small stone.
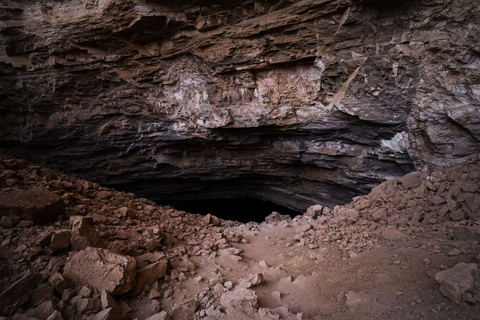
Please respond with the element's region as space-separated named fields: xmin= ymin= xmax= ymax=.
xmin=345 ymin=291 xmax=371 ymax=312
xmin=87 ymin=308 xmax=120 ymax=320
xmin=435 ymin=263 xmax=478 ymax=304
xmin=69 ymin=216 xmax=105 ymax=251
xmin=224 ymin=281 xmax=233 ymax=290
xmin=447 ymin=248 xmax=462 ymax=256
xmin=50 ymin=230 xmax=71 ymax=251
xmin=145 ymin=311 xmax=168 ymax=320
xmin=62 ymin=288 xmax=76 ymax=302
xmin=49 ymin=272 xmax=69 ymax=293
xmin=26 ymin=300 xmax=60 ymax=319
xmin=383 ymin=229 xmax=406 ymax=241
xmin=101 ymin=290 xmax=121 ymax=312
xmin=463 ymin=292 xmax=477 ymax=304
xmin=79 ymin=286 xmax=92 ymax=298
xmin=133 ymin=260 xmax=168 ymax=294
xmin=149 ymin=289 xmax=161 ymax=300
xmin=220 ymin=288 xmax=258 ymax=312
xmin=424 ymin=258 xmax=432 ymax=265
xmin=305 ymin=205 xmax=323 ymax=218
xmin=46 ymin=310 xmax=64 ymax=320
xmin=77 ymin=298 xmax=102 ymax=313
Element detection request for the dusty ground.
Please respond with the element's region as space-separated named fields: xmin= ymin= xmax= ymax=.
xmin=0 ymin=153 xmax=479 ymax=320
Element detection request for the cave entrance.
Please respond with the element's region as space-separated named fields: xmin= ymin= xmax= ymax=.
xmin=165 ymin=197 xmax=300 ymax=223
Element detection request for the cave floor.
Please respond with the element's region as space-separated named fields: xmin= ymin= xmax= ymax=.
xmin=0 ymin=154 xmax=479 ymax=320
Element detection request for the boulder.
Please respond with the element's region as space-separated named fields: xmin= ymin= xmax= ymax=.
xmin=0 ymin=187 xmax=65 ymax=224
xmin=435 ymin=263 xmax=478 ymax=304
xmin=70 ymin=216 xmax=105 ymax=251
xmin=133 ymin=260 xmax=168 ymax=294
xmin=64 ymin=247 xmax=136 ymax=295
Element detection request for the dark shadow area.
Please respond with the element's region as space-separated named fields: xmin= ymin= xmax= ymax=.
xmin=165 ymin=197 xmax=300 ymax=223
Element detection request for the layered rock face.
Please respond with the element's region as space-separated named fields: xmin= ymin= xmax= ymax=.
xmin=1 ymin=0 xmax=479 ymax=211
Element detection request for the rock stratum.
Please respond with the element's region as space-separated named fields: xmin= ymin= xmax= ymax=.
xmin=1 ymin=0 xmax=479 ymax=211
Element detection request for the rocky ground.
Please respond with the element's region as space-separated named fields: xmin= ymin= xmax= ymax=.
xmin=0 ymin=152 xmax=479 ymax=320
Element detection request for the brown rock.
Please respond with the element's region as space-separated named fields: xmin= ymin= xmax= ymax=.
xmin=25 ymin=300 xmax=61 ymax=319
xmin=88 ymin=308 xmax=121 ymax=320
xmin=133 ymin=260 xmax=168 ymax=294
xmin=305 ymin=205 xmax=324 ymax=218
xmin=70 ymin=216 xmax=105 ymax=251
xmin=77 ymin=298 xmax=102 ymax=313
xmin=435 ymin=263 xmax=478 ymax=304
xmin=0 ymin=187 xmax=65 ymax=224
xmin=49 ymin=272 xmax=69 ymax=293
xmin=382 ymin=229 xmax=406 ymax=241
xmin=64 ymin=247 xmax=136 ymax=295
xmin=0 ymin=273 xmax=42 ymax=314
xmin=345 ymin=291 xmax=372 ymax=312
xmin=372 ymin=208 xmax=388 ymax=222
xmin=220 ymin=288 xmax=258 ymax=312
xmin=50 ymin=230 xmax=71 ymax=251
xmin=450 ymin=210 xmax=465 ymax=221
xmin=101 ymin=290 xmax=121 ymax=312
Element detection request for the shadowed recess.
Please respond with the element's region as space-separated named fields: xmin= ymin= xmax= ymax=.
xmin=165 ymin=197 xmax=300 ymax=223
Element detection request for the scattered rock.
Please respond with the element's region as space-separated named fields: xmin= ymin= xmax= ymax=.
xmin=435 ymin=263 xmax=478 ymax=304
xmin=0 ymin=187 xmax=65 ymax=224
xmin=133 ymin=260 xmax=168 ymax=294
xmin=87 ymin=308 xmax=120 ymax=320
xmin=382 ymin=229 xmax=406 ymax=241
xmin=145 ymin=311 xmax=168 ymax=320
xmin=64 ymin=247 xmax=136 ymax=295
xmin=0 ymin=273 xmax=42 ymax=314
xmin=50 ymin=230 xmax=71 ymax=251
xmin=305 ymin=205 xmax=324 ymax=218
xmin=345 ymin=291 xmax=372 ymax=313
xmin=70 ymin=216 xmax=106 ymax=250
xmin=220 ymin=288 xmax=258 ymax=312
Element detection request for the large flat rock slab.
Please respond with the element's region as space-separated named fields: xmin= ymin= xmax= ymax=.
xmin=64 ymin=247 xmax=136 ymax=295
xmin=0 ymin=187 xmax=65 ymax=224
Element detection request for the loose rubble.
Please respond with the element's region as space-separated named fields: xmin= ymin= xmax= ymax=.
xmin=1 ymin=153 xmax=480 ymax=319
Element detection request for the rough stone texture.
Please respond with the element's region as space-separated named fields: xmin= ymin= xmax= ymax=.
xmin=70 ymin=216 xmax=106 ymax=251
xmin=50 ymin=230 xmax=71 ymax=251
xmin=0 ymin=187 xmax=65 ymax=225
xmin=63 ymin=247 xmax=136 ymax=295
xmin=133 ymin=260 xmax=168 ymax=294
xmin=0 ymin=273 xmax=42 ymax=315
xmin=435 ymin=263 xmax=479 ymax=304
xmin=1 ymin=0 xmax=479 ymax=211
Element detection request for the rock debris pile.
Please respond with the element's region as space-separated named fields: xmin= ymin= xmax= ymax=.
xmin=0 ymin=153 xmax=479 ymax=319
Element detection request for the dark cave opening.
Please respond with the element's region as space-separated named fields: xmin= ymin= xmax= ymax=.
xmin=164 ymin=197 xmax=301 ymax=223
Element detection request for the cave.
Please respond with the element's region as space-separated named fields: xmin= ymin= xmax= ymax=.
xmin=0 ymin=0 xmax=480 ymax=319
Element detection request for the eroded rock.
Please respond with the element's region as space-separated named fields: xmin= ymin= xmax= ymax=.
xmin=64 ymin=247 xmax=136 ymax=295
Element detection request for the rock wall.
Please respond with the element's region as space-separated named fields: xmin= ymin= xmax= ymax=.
xmin=1 ymin=0 xmax=479 ymax=211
